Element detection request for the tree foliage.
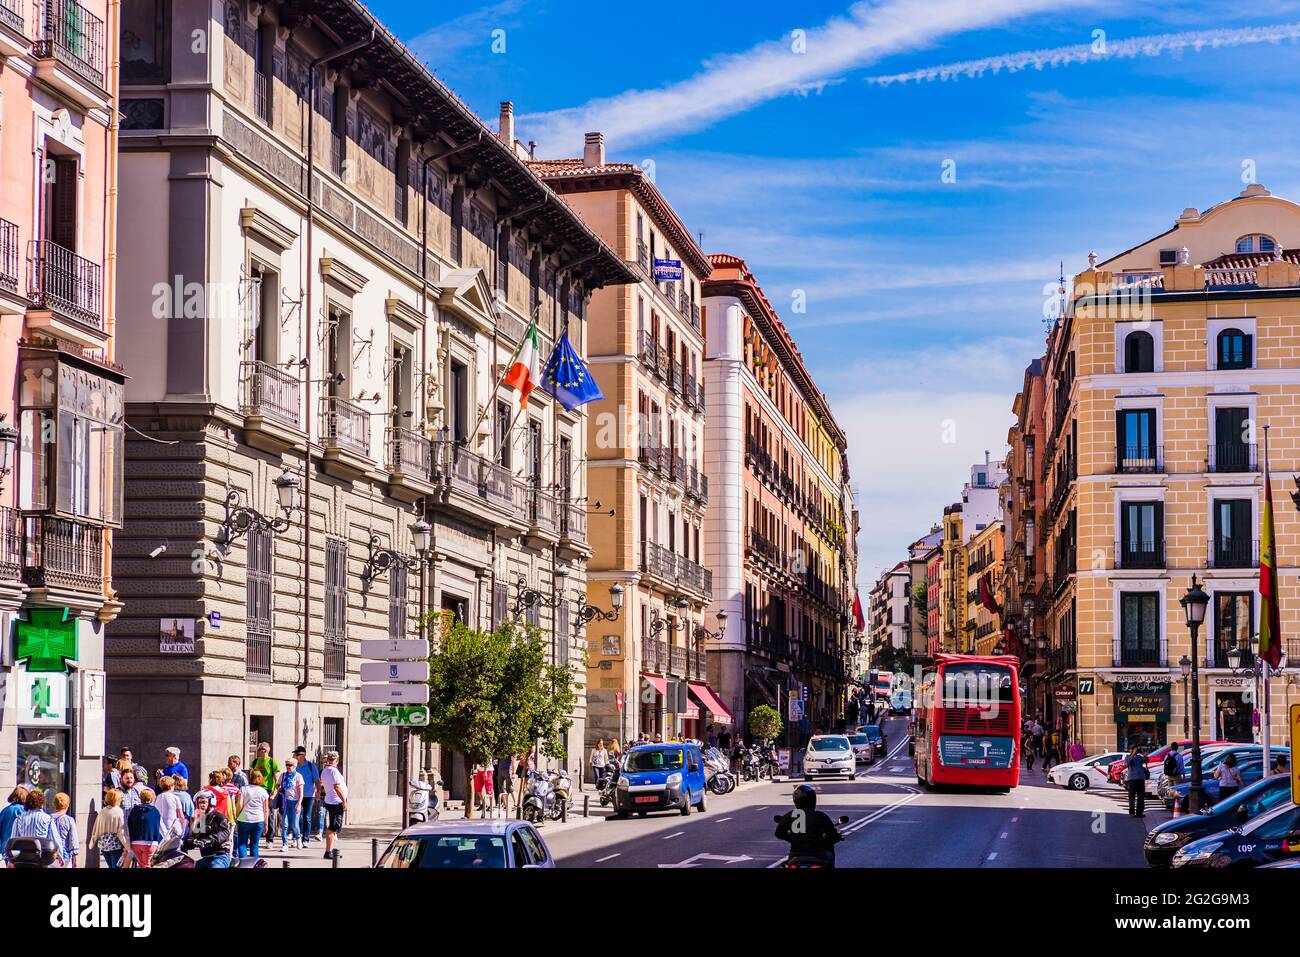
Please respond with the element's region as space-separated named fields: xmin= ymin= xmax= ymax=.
xmin=747 ymin=703 xmax=784 ymax=741
xmin=417 ymin=616 xmax=580 ymax=815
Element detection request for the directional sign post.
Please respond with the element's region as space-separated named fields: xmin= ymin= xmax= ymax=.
xmin=360 ymin=661 xmax=430 ymax=684
xmin=360 ymin=682 xmax=430 ymax=705
xmin=360 ymin=639 xmax=430 ymax=661
xmin=361 ymin=705 xmax=430 ymax=727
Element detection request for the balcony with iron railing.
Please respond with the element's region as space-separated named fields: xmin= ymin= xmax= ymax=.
xmin=0 ymin=505 xmax=22 ymax=581
xmin=654 ymin=343 xmax=668 ymax=381
xmin=1117 ymin=445 xmax=1163 ymax=475
xmin=690 ymin=302 xmax=701 ymax=331
xmin=1116 ymin=644 xmax=1164 ymax=669
xmin=0 ymin=218 xmax=18 ymax=295
xmin=668 ymin=358 xmax=683 ymax=394
xmin=642 ymin=635 xmax=666 ymax=673
xmin=1208 ymin=441 xmax=1258 ymax=473
xmin=435 ymin=440 xmax=517 ymax=514
xmin=669 ymin=644 xmax=688 ymax=676
xmin=386 ymin=426 xmax=432 ymax=477
xmin=28 ymin=240 xmax=103 ymax=330
xmin=1115 ymin=537 xmax=1165 ymax=570
xmin=637 ymin=330 xmax=659 ymax=374
xmin=320 ymin=395 xmax=370 ymax=457
xmin=639 ymin=442 xmax=661 ymax=473
xmin=559 ymin=500 xmax=586 ymax=543
xmin=23 ymin=514 xmax=103 ymax=592
xmin=34 ymin=0 xmax=106 ymax=89
xmin=0 ymin=0 xmax=22 ymax=34
xmin=1209 ymin=537 xmax=1258 ymax=570
xmin=636 ymin=240 xmax=649 ymax=275
xmin=529 ymin=485 xmax=558 ymax=535
xmin=240 ymin=360 xmax=301 ymax=428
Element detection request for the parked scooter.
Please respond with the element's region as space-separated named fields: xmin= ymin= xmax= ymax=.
xmin=759 ymin=742 xmax=781 ymax=780
xmin=704 ymin=747 xmax=737 ymax=794
xmin=742 ymin=745 xmax=761 ymax=782
xmin=548 ymin=768 xmax=571 ymax=821
xmin=522 ymin=768 xmax=569 ymax=823
xmin=408 ymin=773 xmax=441 ymax=826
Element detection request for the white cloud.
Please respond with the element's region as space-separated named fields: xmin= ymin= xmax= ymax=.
xmin=519 ymin=0 xmax=1092 ymax=153
xmin=865 ymin=21 xmax=1300 ymax=86
xmin=407 ymin=0 xmax=529 ymax=64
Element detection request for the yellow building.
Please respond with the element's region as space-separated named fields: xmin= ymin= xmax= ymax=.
xmin=940 ymin=505 xmax=966 ymax=654
xmin=531 ymin=136 xmax=723 ymax=755
xmin=968 ymin=520 xmax=1005 ymax=656
xmin=1042 ymin=184 xmax=1300 ymax=755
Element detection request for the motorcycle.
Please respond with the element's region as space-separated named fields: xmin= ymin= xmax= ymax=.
xmin=150 ymin=835 xmax=198 ymax=870
xmin=759 ymin=742 xmax=781 ymax=780
xmin=408 ymin=774 xmax=441 ymax=826
xmin=522 ymin=768 xmax=569 ymax=823
xmin=703 ymin=748 xmax=736 ymax=794
xmin=742 ymin=745 xmax=761 ymax=782
xmin=773 ymin=813 xmax=850 ymax=868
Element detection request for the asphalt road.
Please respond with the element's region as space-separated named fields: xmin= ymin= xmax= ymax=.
xmin=543 ymin=717 xmax=1163 ymax=868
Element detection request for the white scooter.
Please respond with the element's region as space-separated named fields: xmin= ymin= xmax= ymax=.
xmin=408 ymin=773 xmax=441 ymax=826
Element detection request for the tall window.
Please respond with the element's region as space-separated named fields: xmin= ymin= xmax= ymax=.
xmin=1213 ymin=499 xmax=1253 ymax=567
xmin=121 ymin=0 xmax=169 ymax=83
xmin=496 ymin=400 xmax=512 ymax=467
xmin=1123 ymin=330 xmax=1154 ymax=373
xmin=1212 ymin=407 xmax=1251 ymax=472
xmin=43 ymin=152 xmax=78 ymax=251
xmin=1119 ymin=592 xmax=1160 ymax=667
xmin=245 ymin=525 xmax=272 ymax=678
xmin=324 ymin=537 xmax=348 ymax=684
xmin=448 ymin=360 xmax=468 ymax=443
xmin=1115 ymin=408 xmax=1158 ymax=472
xmin=1214 ymin=592 xmax=1253 ymax=667
xmin=1217 ymin=329 xmax=1253 ymax=370
xmin=388 ymin=563 xmax=408 ymax=639
xmin=1119 ymin=501 xmax=1162 ymax=568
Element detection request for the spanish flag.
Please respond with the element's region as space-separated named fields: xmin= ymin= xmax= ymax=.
xmin=1259 ymin=432 xmax=1283 ymax=669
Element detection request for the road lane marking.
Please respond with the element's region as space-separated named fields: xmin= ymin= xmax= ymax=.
xmin=999 ymin=832 xmax=1008 ymax=839
xmin=595 ymin=853 xmax=621 ymax=862
xmin=662 ymin=831 xmax=684 ymax=840
xmin=987 ymin=852 xmax=997 ymax=861
xmin=716 ymin=816 xmax=732 ymax=822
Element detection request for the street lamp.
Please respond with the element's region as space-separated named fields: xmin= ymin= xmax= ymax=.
xmin=360 ymin=518 xmax=429 ymax=593
xmin=216 ymin=467 xmax=301 ymax=550
xmin=1179 ymin=575 xmax=1210 ymax=813
xmin=573 ymin=582 xmax=624 ymax=636
xmin=691 ymin=609 xmax=727 ymax=644
xmin=1179 ymin=654 xmax=1191 ymax=738
xmin=0 ymin=418 xmax=17 ymax=488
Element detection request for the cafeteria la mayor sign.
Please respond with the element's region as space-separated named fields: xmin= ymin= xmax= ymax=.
xmin=1113 ymin=678 xmax=1171 ymax=722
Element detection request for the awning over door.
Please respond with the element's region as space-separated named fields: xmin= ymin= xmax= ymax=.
xmin=641 ymin=673 xmax=667 ymax=697
xmin=688 ymin=682 xmax=734 ymax=724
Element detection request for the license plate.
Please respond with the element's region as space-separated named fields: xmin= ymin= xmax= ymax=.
xmin=634 ymin=795 xmax=658 ymax=804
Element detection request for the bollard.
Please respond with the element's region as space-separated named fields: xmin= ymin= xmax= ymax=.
xmin=331 ymin=851 xmax=339 ymax=869
xmin=282 ymin=860 xmax=290 ymax=869
xmin=371 ymin=837 xmax=379 ymax=868
xmin=583 ymin=795 xmax=589 ymax=818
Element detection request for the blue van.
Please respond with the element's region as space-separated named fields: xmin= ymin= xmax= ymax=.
xmin=613 ymin=743 xmax=708 ymax=818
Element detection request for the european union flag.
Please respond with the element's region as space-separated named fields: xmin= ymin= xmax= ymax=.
xmin=541 ymin=332 xmax=604 ymax=412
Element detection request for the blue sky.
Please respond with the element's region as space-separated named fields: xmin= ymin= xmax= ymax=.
xmin=370 ymin=0 xmax=1300 ymax=590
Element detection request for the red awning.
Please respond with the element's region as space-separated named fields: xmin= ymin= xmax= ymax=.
xmin=641 ymin=674 xmax=667 ymax=697
xmin=688 ymin=683 xmax=734 ymax=724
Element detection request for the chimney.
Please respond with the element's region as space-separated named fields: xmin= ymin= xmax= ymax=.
xmin=583 ymin=131 xmax=605 ymax=168
xmin=498 ymin=101 xmax=514 ymax=146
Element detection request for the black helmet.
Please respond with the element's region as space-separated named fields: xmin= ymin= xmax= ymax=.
xmin=792 ymin=784 xmax=817 ymax=812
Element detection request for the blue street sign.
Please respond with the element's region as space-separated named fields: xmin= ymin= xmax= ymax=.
xmin=653 ymin=258 xmax=683 ymax=282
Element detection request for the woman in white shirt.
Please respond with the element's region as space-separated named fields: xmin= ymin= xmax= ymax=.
xmin=235 ymin=769 xmax=270 ymax=859
xmin=152 ymin=776 xmax=187 ymax=841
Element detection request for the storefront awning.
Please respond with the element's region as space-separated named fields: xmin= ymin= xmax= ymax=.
xmin=641 ymin=674 xmax=667 ymax=697
xmin=688 ymin=683 xmax=734 ymax=724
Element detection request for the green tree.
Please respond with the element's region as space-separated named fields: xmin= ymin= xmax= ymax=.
xmin=417 ymin=616 xmax=580 ymax=818
xmin=748 ymin=704 xmax=784 ymax=742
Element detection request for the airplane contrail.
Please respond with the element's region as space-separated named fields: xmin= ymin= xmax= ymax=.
xmin=865 ymin=22 xmax=1300 ymax=86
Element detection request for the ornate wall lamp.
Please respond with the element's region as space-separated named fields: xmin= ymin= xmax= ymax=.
xmin=361 ymin=519 xmax=431 ymax=593
xmin=216 ymin=468 xmax=301 ymax=550
xmin=573 ymin=582 xmax=624 ymax=636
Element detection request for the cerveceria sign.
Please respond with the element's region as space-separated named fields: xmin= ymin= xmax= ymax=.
xmin=1113 ymin=681 xmax=1170 ymax=723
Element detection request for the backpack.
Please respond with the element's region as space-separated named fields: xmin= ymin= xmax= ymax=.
xmin=1163 ymin=753 xmax=1180 ymax=776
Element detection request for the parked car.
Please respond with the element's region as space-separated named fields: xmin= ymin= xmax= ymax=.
xmin=1145 ymin=773 xmax=1294 ymax=867
xmin=375 ymin=819 xmax=554 ymax=868
xmin=613 ymin=743 xmax=708 ymax=818
xmin=1106 ymin=740 xmax=1229 ymax=788
xmin=847 ymin=733 xmax=873 ymax=765
xmin=1158 ymin=747 xmax=1289 ymax=809
xmin=1047 ymin=751 xmax=1126 ymax=791
xmin=803 ymin=734 xmax=857 ymax=781
xmin=1171 ymin=801 xmax=1300 ymax=869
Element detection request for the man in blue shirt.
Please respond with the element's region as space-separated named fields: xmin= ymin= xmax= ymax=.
xmin=159 ymin=747 xmax=189 ymax=784
xmin=293 ymin=747 xmax=323 ymax=842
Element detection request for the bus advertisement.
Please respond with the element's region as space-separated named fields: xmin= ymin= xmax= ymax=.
xmin=912 ymin=654 xmax=1021 ymax=791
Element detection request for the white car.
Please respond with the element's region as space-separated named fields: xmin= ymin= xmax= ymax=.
xmin=1048 ymin=751 xmax=1126 ymax=791
xmin=846 ymin=732 xmax=873 ymax=764
xmin=803 ymin=735 xmax=857 ymax=781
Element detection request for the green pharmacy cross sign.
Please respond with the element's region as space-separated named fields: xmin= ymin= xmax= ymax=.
xmin=15 ymin=608 xmax=77 ymax=673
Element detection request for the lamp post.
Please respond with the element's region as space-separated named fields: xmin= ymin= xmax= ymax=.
xmin=398 ymin=518 xmax=433 ymax=830
xmin=1179 ymin=654 xmax=1191 ymax=739
xmin=1179 ymin=576 xmax=1210 ymax=813
xmin=574 ymin=582 xmax=624 ymax=636
xmin=0 ymin=419 xmax=17 ymax=489
xmin=216 ymin=468 xmax=302 ymax=550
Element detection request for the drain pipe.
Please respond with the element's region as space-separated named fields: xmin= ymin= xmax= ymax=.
xmin=298 ymin=27 xmax=375 ymax=694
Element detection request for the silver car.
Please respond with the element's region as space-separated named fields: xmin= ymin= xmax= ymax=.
xmin=375 ymin=819 xmax=555 ymax=869
xmin=803 ymin=734 xmax=857 ymax=781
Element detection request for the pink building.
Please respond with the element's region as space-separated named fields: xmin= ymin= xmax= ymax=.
xmin=0 ymin=0 xmax=120 ymax=828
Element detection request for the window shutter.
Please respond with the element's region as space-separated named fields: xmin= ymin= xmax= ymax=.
xmin=1114 ymin=410 xmax=1125 ymax=464
xmin=51 ymin=158 xmax=78 ymax=251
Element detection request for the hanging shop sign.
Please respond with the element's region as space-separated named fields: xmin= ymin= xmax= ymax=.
xmin=16 ymin=667 xmax=69 ymax=725
xmin=1113 ymin=682 xmax=1170 ymax=723
xmin=14 ymin=608 xmax=77 ymax=672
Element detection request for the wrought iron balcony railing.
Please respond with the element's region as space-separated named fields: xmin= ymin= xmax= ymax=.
xmin=23 ymin=514 xmax=103 ymax=592
xmin=1209 ymin=537 xmax=1258 ymax=570
xmin=240 ymin=360 xmax=301 ymax=428
xmin=34 ymin=0 xmax=106 ymax=89
xmin=28 ymin=240 xmax=103 ymax=329
xmin=1117 ymin=445 xmax=1163 ymax=474
xmin=1114 ymin=538 xmax=1165 ymax=570
xmin=559 ymin=500 xmax=586 ymax=542
xmin=386 ymin=426 xmax=432 ymax=477
xmin=0 ymin=0 xmax=22 ymax=34
xmin=0 ymin=505 xmax=22 ymax=581
xmin=1208 ymin=441 xmax=1257 ymax=473
xmin=319 ymin=395 xmax=371 ymax=457
xmin=0 ymin=218 xmax=18 ymax=295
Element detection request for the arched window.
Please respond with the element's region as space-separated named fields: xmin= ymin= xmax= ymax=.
xmin=1217 ymin=328 xmax=1253 ymax=370
xmin=1235 ymin=236 xmax=1254 ymax=254
xmin=1259 ymin=235 xmax=1277 ymax=254
xmin=1124 ymin=330 xmax=1154 ymax=373
xmin=1235 ymin=234 xmax=1276 ymax=255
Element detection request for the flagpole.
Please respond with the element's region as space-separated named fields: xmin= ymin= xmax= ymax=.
xmin=1262 ymin=424 xmax=1272 ymax=762
xmin=471 ymin=301 xmax=542 ymax=451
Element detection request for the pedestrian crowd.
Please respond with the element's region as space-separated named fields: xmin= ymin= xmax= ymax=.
xmin=0 ymin=743 xmax=349 ymax=868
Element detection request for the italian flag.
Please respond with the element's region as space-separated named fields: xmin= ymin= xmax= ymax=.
xmin=502 ymin=320 xmax=540 ymax=410
xmin=1259 ymin=438 xmax=1282 ymax=669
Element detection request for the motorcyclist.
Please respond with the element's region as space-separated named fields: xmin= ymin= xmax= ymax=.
xmin=774 ymin=784 xmax=843 ymax=866
xmin=184 ymin=791 xmax=234 ymax=868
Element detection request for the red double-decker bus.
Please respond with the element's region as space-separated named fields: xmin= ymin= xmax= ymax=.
xmin=913 ymin=654 xmax=1021 ymax=791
